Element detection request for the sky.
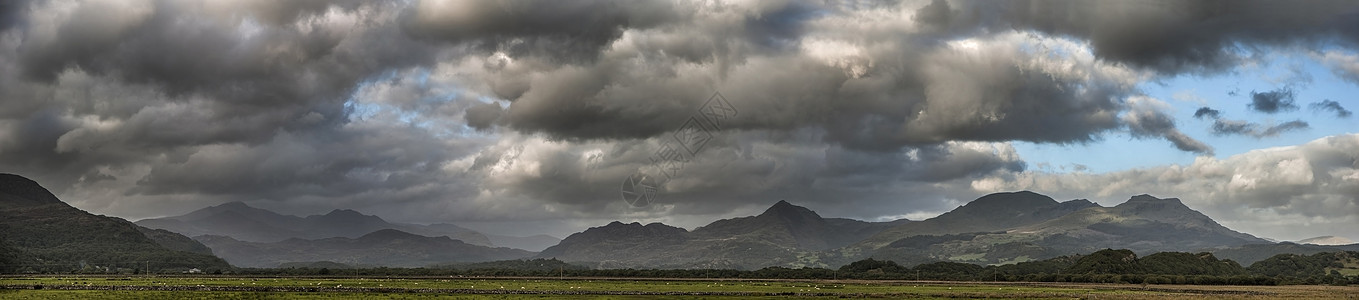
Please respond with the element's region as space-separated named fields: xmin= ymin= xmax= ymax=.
xmin=0 ymin=0 xmax=1357 ymax=242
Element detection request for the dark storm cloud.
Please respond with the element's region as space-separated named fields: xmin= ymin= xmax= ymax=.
xmin=1249 ymin=88 xmax=1300 ymax=113
xmin=487 ymin=29 xmax=1145 ymax=152
xmin=931 ymin=0 xmax=1359 ymax=74
xmin=456 ymin=130 xmax=1026 ymax=220
xmin=1193 ymin=107 xmax=1222 ymax=119
xmin=399 ymin=0 xmax=681 ymax=62
xmin=1212 ymin=119 xmax=1310 ymax=138
xmin=0 ymin=0 xmax=27 ymax=32
xmin=1311 ymin=100 xmax=1353 ymax=118
xmin=0 ymin=0 xmax=1209 ymax=212
xmin=820 ymin=142 xmax=1025 ymax=183
xmin=0 ymin=0 xmax=1355 ymax=239
xmin=464 ymin=102 xmax=505 ymax=130
xmin=452 ymin=1 xmax=1260 ymax=155
xmin=912 ymin=0 xmax=955 ymax=32
xmin=0 ymin=0 xmax=447 ymax=195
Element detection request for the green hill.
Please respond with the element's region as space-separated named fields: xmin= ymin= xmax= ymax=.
xmin=1139 ymin=252 xmax=1245 ymax=276
xmin=0 ymin=173 xmax=230 ymax=273
xmin=1249 ymin=251 xmax=1359 ymax=278
xmin=1210 ymin=242 xmax=1359 ymax=265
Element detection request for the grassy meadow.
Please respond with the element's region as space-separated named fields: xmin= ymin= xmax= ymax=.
xmin=2 ymin=275 xmax=1356 ymax=299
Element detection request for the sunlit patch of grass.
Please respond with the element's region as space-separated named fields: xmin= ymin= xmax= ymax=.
xmin=947 ymin=253 xmax=985 ymax=262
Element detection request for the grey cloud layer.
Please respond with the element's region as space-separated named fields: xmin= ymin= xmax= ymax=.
xmin=0 ymin=0 xmax=1356 ymax=238
xmin=907 ymin=0 xmax=1359 ymax=74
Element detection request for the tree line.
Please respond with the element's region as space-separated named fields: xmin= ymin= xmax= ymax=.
xmin=8 ymin=249 xmax=1358 ymax=285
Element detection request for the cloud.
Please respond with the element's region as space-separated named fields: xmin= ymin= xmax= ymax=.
xmin=1123 ymin=97 xmax=1213 ymax=155
xmin=0 ymin=0 xmax=1355 ymax=240
xmin=1248 ymin=87 xmax=1300 ymax=114
xmin=399 ymin=0 xmax=681 ymax=62
xmin=0 ymin=1 xmax=443 ymax=191
xmin=920 ymin=1 xmax=1359 ymax=74
xmin=1193 ymin=104 xmax=1309 ymax=138
xmin=1193 ymin=107 xmax=1222 ymax=119
xmin=458 ymin=17 xmax=1160 ymax=152
xmin=0 ymin=0 xmax=28 ymax=32
xmin=1310 ymin=100 xmax=1353 ymax=118
xmin=1211 ymin=119 xmax=1310 ymax=138
xmin=1317 ymin=50 xmax=1359 ymax=85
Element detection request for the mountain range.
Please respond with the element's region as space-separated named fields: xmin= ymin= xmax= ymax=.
xmin=538 ymin=192 xmax=1313 ymax=270
xmin=4 ymin=172 xmax=1355 ymax=271
xmin=857 ymin=193 xmax=1271 ymax=266
xmin=537 ymin=200 xmax=911 ymax=269
xmin=194 ymin=229 xmax=535 ymax=268
xmin=136 ymin=201 xmax=561 ymax=252
xmin=137 ymin=202 xmax=487 ymax=244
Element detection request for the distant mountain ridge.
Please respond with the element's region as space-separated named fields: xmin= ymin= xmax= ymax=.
xmin=0 ymin=173 xmax=229 ymax=273
xmin=692 ymin=200 xmax=909 ymax=251
xmin=137 ymin=201 xmax=499 ymax=247
xmin=196 ymin=229 xmax=535 ymax=268
xmin=541 ymin=192 xmax=1280 ymax=270
xmin=486 ymin=234 xmax=561 ymax=252
xmin=538 ymin=200 xmax=910 ymax=269
xmin=856 ymin=191 xmax=1098 ymax=249
xmin=1297 ymin=236 xmax=1355 ymax=246
xmin=1208 ymin=242 xmax=1359 ymax=265
xmin=4 ymin=172 xmax=1340 ymax=272
xmin=861 ymin=193 xmax=1269 ymax=266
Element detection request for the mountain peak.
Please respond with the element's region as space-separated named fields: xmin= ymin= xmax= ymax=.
xmin=0 ymin=173 xmax=63 ymax=206
xmin=358 ymin=229 xmax=425 ymax=241
xmin=310 ymin=209 xmax=387 ymax=225
xmin=1058 ymin=199 xmax=1101 ymax=210
xmin=1117 ymin=194 xmax=1187 ymax=209
xmin=960 ymin=191 xmax=1057 ymax=211
xmin=215 ymin=201 xmax=252 ymax=209
xmin=1128 ymin=194 xmax=1172 ymax=202
xmin=761 ymin=200 xmax=820 ymax=219
xmin=1062 ymin=199 xmax=1095 ymax=205
xmin=326 ymin=209 xmax=364 ymax=216
xmin=592 ymin=221 xmax=685 ymax=234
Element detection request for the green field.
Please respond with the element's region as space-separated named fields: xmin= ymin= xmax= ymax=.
xmin=1 ymin=276 xmax=1356 ymax=299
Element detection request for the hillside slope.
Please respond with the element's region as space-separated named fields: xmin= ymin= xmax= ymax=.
xmin=0 ymin=173 xmax=229 ymax=273
xmin=196 ymin=229 xmax=534 ymax=268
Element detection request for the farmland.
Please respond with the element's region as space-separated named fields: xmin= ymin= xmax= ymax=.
xmin=2 ymin=276 xmax=1356 ymax=299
